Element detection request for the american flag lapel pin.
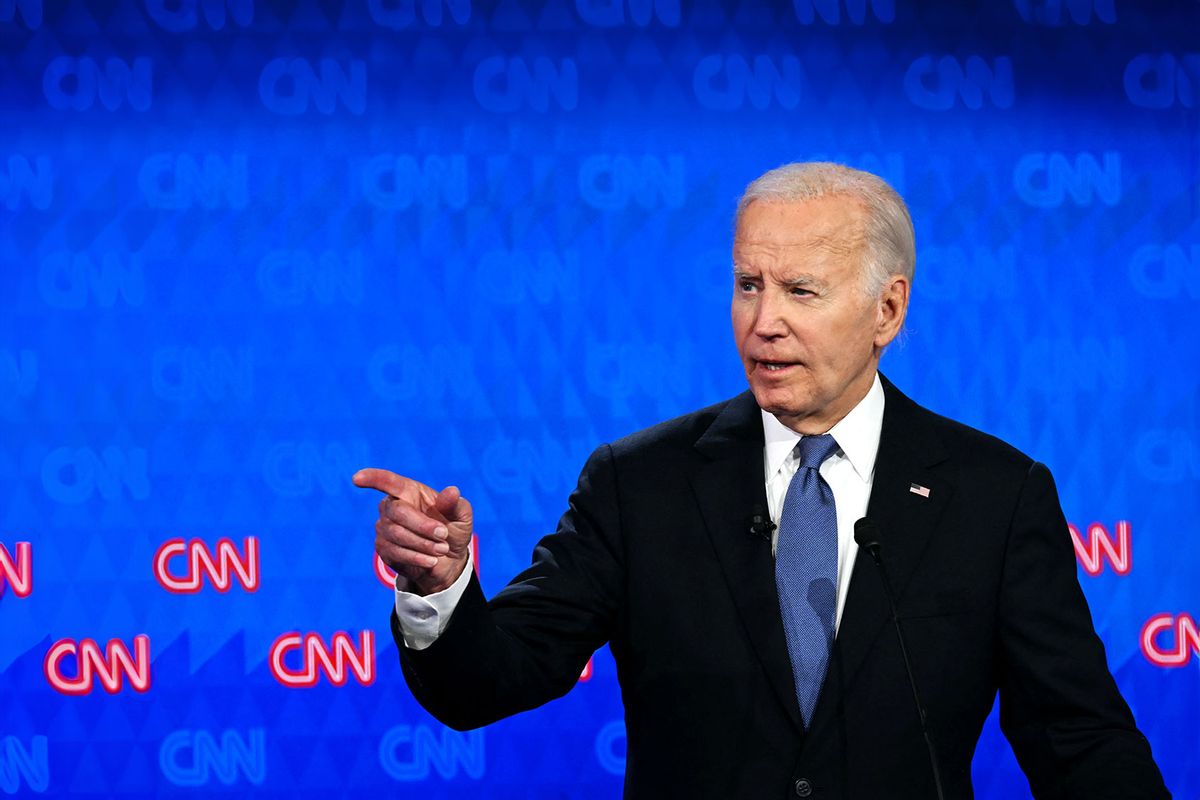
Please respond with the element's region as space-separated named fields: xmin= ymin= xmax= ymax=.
xmin=909 ymin=483 xmax=931 ymax=498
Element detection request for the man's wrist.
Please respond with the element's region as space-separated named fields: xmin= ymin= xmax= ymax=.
xmin=411 ymin=556 xmax=469 ymax=597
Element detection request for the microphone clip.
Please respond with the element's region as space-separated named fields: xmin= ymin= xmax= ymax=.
xmin=749 ymin=511 xmax=776 ymax=541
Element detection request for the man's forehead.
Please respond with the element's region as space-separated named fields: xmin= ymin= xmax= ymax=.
xmin=734 ymin=231 xmax=862 ymax=257
xmin=734 ymin=196 xmax=869 ymax=250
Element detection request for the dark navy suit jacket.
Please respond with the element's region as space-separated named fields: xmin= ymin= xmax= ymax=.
xmin=392 ymin=376 xmax=1168 ymax=799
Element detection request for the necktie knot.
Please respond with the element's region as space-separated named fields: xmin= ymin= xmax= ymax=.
xmin=794 ymin=433 xmax=839 ymax=471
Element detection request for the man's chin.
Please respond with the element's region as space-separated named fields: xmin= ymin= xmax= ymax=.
xmin=749 ymin=384 xmax=807 ymax=417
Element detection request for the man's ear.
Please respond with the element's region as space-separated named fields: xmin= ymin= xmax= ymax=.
xmin=874 ymin=275 xmax=910 ymax=348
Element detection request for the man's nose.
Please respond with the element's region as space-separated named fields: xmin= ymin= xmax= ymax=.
xmin=752 ymin=290 xmax=789 ymax=338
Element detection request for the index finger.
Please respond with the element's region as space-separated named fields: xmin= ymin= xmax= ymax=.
xmin=352 ymin=468 xmax=431 ymax=504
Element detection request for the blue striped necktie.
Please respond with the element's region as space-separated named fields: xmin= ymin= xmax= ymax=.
xmin=775 ymin=433 xmax=840 ymax=728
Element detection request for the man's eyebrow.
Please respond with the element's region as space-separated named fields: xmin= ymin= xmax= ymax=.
xmin=780 ymin=275 xmax=825 ymax=289
xmin=732 ymin=269 xmax=828 ymax=289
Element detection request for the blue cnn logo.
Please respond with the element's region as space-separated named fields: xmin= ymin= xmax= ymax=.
xmin=379 ymin=725 xmax=484 ymax=781
xmin=477 ymin=249 xmax=580 ymax=304
xmin=43 ymin=56 xmax=152 ymax=111
xmin=1013 ymin=152 xmax=1120 ymax=208
xmin=1020 ymin=336 xmax=1126 ymax=393
xmin=575 ymin=0 xmax=679 ymax=26
xmin=904 ymin=55 xmax=1013 ymax=110
xmin=361 ymin=154 xmax=468 ymax=210
xmin=0 ymin=155 xmax=52 ymax=210
xmin=586 ymin=341 xmax=696 ymax=409
xmin=152 ymin=346 xmax=254 ymax=403
xmin=138 ymin=153 xmax=248 ymax=209
xmin=693 ymin=55 xmax=804 ymax=111
xmin=921 ymin=246 xmax=1016 ymax=301
xmin=263 ymin=439 xmax=370 ymax=497
xmin=367 ymin=344 xmax=487 ymax=408
xmin=1135 ymin=430 xmax=1200 ymax=483
xmin=473 ymin=57 xmax=577 ymax=112
xmin=578 ymin=154 xmax=685 ymax=210
xmin=1014 ymin=0 xmax=1114 ymax=25
xmin=367 ymin=0 xmax=470 ymax=27
xmin=143 ymin=0 xmax=252 ymax=30
xmin=258 ymin=250 xmax=364 ymax=305
xmin=1125 ymin=54 xmax=1200 ymax=109
xmin=0 ymin=735 xmax=48 ymax=793
xmin=481 ymin=435 xmax=585 ymax=494
xmin=38 ymin=252 xmax=144 ymax=308
xmin=793 ymin=0 xmax=893 ymax=24
xmin=1130 ymin=245 xmax=1200 ymax=300
xmin=259 ymin=58 xmax=366 ymax=115
xmin=41 ymin=446 xmax=150 ymax=504
xmin=159 ymin=728 xmax=266 ymax=787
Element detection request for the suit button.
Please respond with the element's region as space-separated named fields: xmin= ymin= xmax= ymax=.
xmin=794 ymin=778 xmax=813 ymax=797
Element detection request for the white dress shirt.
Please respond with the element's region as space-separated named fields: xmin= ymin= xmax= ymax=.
xmin=761 ymin=373 xmax=884 ymax=632
xmin=394 ymin=373 xmax=886 ymax=649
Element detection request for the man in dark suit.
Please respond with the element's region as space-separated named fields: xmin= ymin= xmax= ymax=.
xmin=354 ymin=163 xmax=1168 ymax=798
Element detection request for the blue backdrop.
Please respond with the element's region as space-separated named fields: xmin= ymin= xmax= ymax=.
xmin=2 ymin=0 xmax=1198 ymax=796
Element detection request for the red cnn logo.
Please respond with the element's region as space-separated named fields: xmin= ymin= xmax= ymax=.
xmin=1068 ymin=521 xmax=1131 ymax=576
xmin=44 ymin=635 xmax=152 ymax=695
xmin=374 ymin=535 xmax=480 ymax=588
xmin=0 ymin=541 xmax=32 ymax=598
xmin=1141 ymin=613 xmax=1200 ymax=667
xmin=269 ymin=631 xmax=375 ymax=687
xmin=154 ymin=537 xmax=260 ymax=593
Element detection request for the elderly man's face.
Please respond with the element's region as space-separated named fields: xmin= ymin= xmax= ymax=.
xmin=731 ymin=195 xmax=907 ymax=434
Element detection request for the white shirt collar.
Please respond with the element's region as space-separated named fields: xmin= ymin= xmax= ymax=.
xmin=761 ymin=372 xmax=885 ymax=483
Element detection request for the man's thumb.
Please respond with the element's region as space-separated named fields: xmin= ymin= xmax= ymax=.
xmin=435 ymin=485 xmax=471 ymax=523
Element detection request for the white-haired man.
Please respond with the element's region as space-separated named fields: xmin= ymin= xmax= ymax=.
xmin=355 ymin=163 xmax=1168 ymax=799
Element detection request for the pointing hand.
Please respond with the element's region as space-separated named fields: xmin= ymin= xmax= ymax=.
xmin=352 ymin=468 xmax=473 ymax=596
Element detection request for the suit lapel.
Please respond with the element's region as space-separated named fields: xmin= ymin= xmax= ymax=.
xmin=815 ymin=375 xmax=954 ymax=725
xmin=688 ymin=379 xmax=955 ymax=737
xmin=689 ymin=391 xmax=806 ymax=735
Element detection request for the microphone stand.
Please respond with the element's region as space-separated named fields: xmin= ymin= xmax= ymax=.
xmin=855 ymin=519 xmax=946 ymax=800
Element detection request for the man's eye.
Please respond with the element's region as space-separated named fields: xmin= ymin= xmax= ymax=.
xmin=738 ymin=281 xmax=757 ymax=292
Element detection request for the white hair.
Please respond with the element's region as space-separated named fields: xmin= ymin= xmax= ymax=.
xmin=735 ymin=162 xmax=915 ymax=297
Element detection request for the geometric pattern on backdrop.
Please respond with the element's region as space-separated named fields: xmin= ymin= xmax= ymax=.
xmin=1 ymin=0 xmax=1197 ymax=795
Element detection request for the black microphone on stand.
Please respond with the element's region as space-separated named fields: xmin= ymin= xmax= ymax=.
xmin=854 ymin=518 xmax=946 ymax=800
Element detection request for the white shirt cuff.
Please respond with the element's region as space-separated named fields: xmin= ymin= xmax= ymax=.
xmin=393 ymin=548 xmax=474 ymax=651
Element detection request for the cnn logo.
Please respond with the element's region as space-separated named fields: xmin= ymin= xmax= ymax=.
xmin=44 ymin=635 xmax=151 ymax=695
xmin=154 ymin=537 xmax=259 ymax=593
xmin=1068 ymin=521 xmax=1131 ymax=576
xmin=0 ymin=541 xmax=32 ymax=597
xmin=269 ymin=631 xmax=375 ymax=687
xmin=1141 ymin=614 xmax=1200 ymax=667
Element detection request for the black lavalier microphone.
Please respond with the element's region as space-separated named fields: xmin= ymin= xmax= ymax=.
xmin=749 ymin=505 xmax=777 ymax=541
xmin=854 ymin=518 xmax=946 ymax=800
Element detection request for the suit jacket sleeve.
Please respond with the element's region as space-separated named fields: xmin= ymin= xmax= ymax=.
xmin=997 ymin=461 xmax=1169 ymax=798
xmin=391 ymin=443 xmax=624 ymax=731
